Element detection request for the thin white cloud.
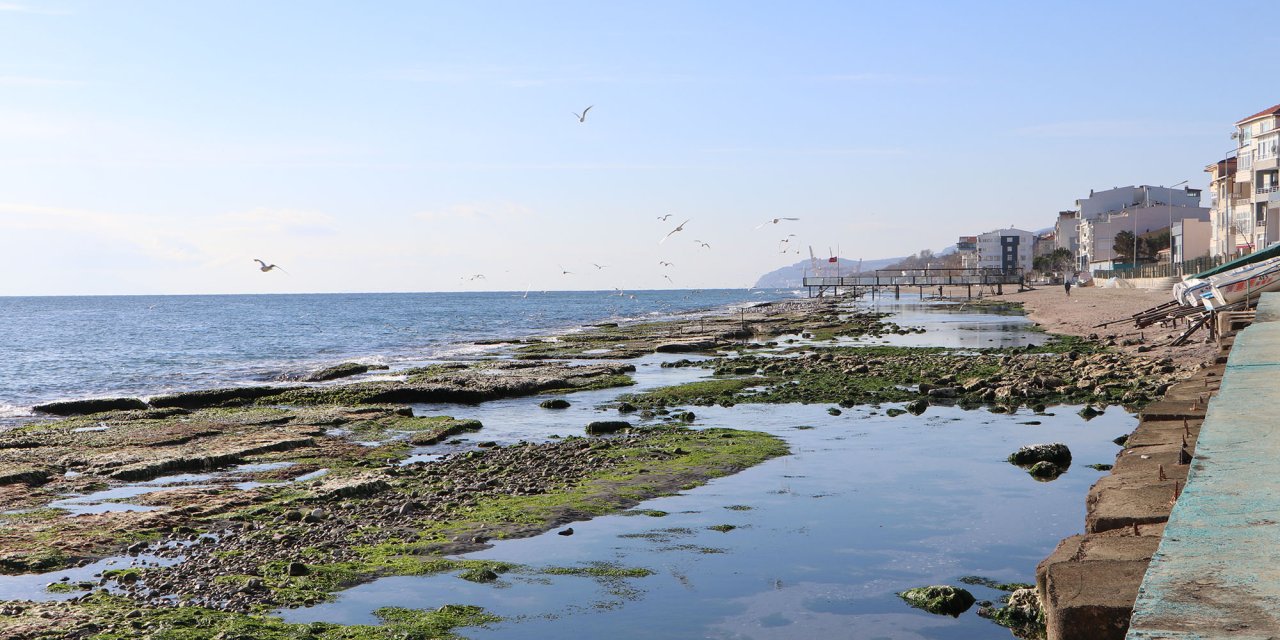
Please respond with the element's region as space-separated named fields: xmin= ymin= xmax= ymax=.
xmin=0 ymin=203 xmax=199 ymax=263
xmin=1013 ymin=120 xmax=1222 ymax=138
xmin=812 ymin=72 xmax=954 ymax=85
xmin=0 ymin=204 xmax=342 ymax=267
xmin=384 ymin=66 xmax=695 ymax=88
xmin=0 ymin=75 xmax=78 ymax=87
xmin=699 ymin=147 xmax=908 ymax=157
xmin=414 ymin=201 xmax=534 ymax=223
xmin=0 ymin=2 xmax=71 ymax=14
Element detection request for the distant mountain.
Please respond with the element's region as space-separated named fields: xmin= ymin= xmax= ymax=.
xmin=753 ymin=257 xmax=904 ymax=289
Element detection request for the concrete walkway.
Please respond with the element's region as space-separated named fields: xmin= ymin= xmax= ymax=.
xmin=1127 ymin=293 xmax=1280 ymax=638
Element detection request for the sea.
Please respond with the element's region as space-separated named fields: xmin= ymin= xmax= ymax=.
xmin=0 ymin=289 xmax=793 ymax=421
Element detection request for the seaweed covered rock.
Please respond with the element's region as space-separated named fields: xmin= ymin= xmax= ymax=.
xmin=977 ymin=588 xmax=1045 ymax=636
xmin=1007 ymin=442 xmax=1071 ymax=466
xmin=33 ymin=397 xmax=148 ymax=416
xmin=905 ymin=398 xmax=929 ymax=415
xmin=301 ymin=362 xmax=387 ymax=382
xmin=897 ymin=585 xmax=976 ymax=617
xmin=586 ymin=421 xmax=632 ymax=435
xmin=539 ymin=399 xmax=571 ymax=409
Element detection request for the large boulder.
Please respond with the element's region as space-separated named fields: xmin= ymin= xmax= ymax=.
xmin=1007 ymin=443 xmax=1071 ymax=466
xmin=898 ymin=585 xmax=976 ymax=617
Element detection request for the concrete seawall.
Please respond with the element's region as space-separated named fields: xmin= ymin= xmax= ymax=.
xmin=1037 ymin=336 xmax=1225 ymax=638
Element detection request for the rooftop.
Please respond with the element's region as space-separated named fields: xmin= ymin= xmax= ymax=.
xmin=1235 ymin=102 xmax=1280 ymax=125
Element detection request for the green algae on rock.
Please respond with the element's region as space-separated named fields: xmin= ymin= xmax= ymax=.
xmin=898 ymin=584 xmax=977 ymax=617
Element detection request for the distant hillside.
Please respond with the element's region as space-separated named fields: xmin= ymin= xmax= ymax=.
xmin=753 ymin=257 xmax=904 ymax=289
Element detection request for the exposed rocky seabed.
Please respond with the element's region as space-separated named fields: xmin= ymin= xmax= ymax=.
xmin=0 ymin=293 xmax=1205 ymax=639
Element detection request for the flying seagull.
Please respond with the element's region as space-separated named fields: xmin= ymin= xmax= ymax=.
xmin=660 ymin=219 xmax=690 ymax=244
xmin=592 ymin=263 xmax=608 ymax=270
xmin=664 ymin=275 xmax=674 ymax=284
xmin=558 ymin=265 xmax=572 ymax=275
xmin=694 ymin=240 xmax=711 ymax=249
xmin=755 ymin=217 xmax=800 ymax=229
xmin=469 ymin=274 xmax=486 ymax=281
xmin=659 ymin=261 xmax=673 ymax=267
xmin=573 ymin=106 xmax=593 ymax=123
xmin=657 ymin=214 xmax=672 ymax=221
xmin=253 ymin=259 xmax=287 ymax=273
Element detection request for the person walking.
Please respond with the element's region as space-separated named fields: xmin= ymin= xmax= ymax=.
xmin=1063 ymin=273 xmax=1072 ymax=297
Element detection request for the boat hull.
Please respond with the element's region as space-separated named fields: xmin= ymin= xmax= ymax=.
xmin=1208 ymin=257 xmax=1280 ymax=307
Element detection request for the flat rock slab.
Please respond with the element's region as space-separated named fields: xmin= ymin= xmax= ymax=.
xmin=1128 ymin=298 xmax=1280 ymax=638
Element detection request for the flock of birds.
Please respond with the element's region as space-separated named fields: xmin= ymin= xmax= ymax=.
xmin=252 ymin=106 xmax=807 ymax=294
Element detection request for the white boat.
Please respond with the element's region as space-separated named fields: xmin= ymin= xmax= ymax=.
xmin=1205 ymin=256 xmax=1280 ymax=307
xmin=1172 ymin=278 xmax=1212 ymax=307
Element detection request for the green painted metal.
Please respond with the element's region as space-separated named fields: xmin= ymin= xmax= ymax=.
xmin=1127 ymin=292 xmax=1280 ymax=638
xmin=1188 ymin=244 xmax=1280 ymax=280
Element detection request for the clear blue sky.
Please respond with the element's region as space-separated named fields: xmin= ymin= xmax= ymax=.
xmin=1 ymin=0 xmax=1274 ymax=295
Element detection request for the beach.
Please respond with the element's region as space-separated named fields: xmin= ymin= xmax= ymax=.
xmin=1005 ymin=285 xmax=1217 ymax=366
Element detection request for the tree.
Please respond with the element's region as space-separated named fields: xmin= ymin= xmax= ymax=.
xmin=1113 ymin=231 xmax=1136 ymax=262
xmin=1032 ymin=248 xmax=1074 ymax=275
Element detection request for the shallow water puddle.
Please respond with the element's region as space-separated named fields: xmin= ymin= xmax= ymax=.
xmin=0 ymin=551 xmax=186 ymax=602
xmin=280 ymin=401 xmax=1133 ymax=639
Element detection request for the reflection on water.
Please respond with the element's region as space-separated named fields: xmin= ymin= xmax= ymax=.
xmin=284 ymin=395 xmax=1129 ymax=638
xmin=279 ymin=303 xmax=1102 ymax=638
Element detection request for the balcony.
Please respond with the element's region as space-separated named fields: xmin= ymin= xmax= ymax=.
xmin=1259 ymin=185 xmax=1280 ymax=195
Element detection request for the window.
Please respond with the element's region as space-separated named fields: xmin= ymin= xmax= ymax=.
xmin=1258 ymin=136 xmax=1278 ymax=161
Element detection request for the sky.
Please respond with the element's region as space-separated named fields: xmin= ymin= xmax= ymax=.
xmin=1 ymin=0 xmax=1277 ymax=296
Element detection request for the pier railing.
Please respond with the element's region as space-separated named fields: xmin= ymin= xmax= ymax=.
xmin=802 ymin=267 xmax=1025 ymax=288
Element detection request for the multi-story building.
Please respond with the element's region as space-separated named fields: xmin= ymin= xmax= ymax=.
xmin=1074 ymin=185 xmax=1207 ymax=271
xmin=955 ymin=236 xmax=978 ymax=268
xmin=1233 ymin=103 xmax=1280 ymax=252
xmin=1204 ymin=154 xmax=1245 ymax=257
xmin=1172 ymin=218 xmax=1212 ymax=264
xmin=975 ymin=228 xmax=1036 ymax=273
xmin=1054 ymin=210 xmax=1080 ymax=256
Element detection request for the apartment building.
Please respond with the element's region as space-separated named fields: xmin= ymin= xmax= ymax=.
xmin=1204 ymin=155 xmax=1244 ymax=257
xmin=1073 ymin=185 xmax=1207 ymax=271
xmin=975 ymin=228 xmax=1036 ymax=273
xmin=1054 ymin=210 xmax=1080 ymax=256
xmin=1232 ymin=103 xmax=1280 ymax=252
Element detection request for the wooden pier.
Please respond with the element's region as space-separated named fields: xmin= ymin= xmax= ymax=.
xmin=801 ymin=268 xmax=1025 ymax=299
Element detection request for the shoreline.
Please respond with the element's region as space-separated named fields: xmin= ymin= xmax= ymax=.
xmin=0 ymin=290 xmax=804 ymax=424
xmin=0 ymin=291 xmax=1192 ymax=638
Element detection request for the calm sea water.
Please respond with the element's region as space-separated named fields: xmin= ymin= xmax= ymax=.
xmin=0 ymin=289 xmax=792 ymax=419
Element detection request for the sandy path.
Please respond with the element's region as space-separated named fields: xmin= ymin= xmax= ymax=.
xmin=1000 ymin=284 xmax=1216 ymax=366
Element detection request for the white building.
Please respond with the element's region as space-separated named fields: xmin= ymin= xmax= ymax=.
xmin=1204 ymin=155 xmax=1244 ymax=257
xmin=975 ymin=228 xmax=1036 ymax=273
xmin=1054 ymin=210 xmax=1080 ymax=256
xmin=1232 ymin=103 xmax=1280 ymax=252
xmin=1074 ymin=185 xmax=1208 ymax=271
xmin=1172 ymin=219 xmax=1212 ymax=264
